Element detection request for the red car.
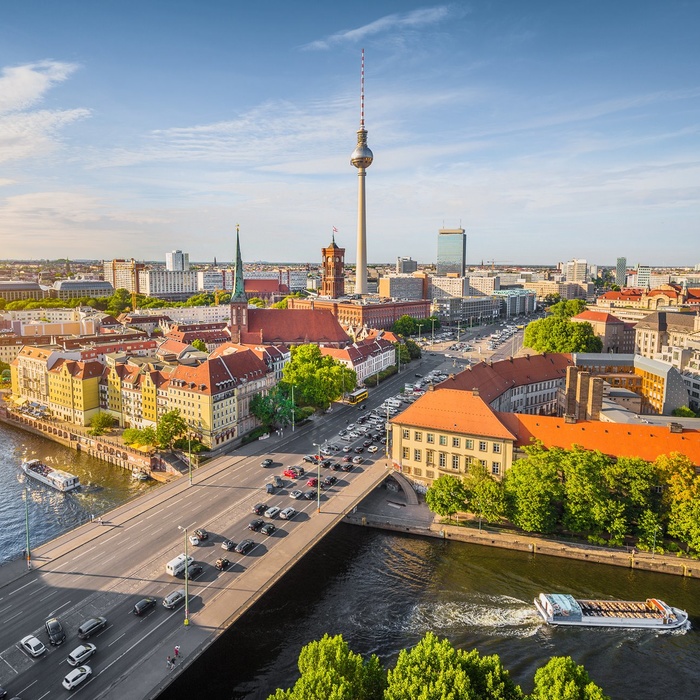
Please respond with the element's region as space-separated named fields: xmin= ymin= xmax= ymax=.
xmin=283 ymin=468 xmax=297 ymax=478
xmin=306 ymin=477 xmax=318 ymax=487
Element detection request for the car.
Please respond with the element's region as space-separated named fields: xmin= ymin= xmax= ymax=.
xmin=302 ymin=455 xmax=317 ymax=463
xmin=20 ymin=634 xmax=46 ymax=657
xmin=338 ymin=429 xmax=347 ymax=436
xmin=289 ymin=489 xmax=303 ymax=499
xmin=347 ymin=423 xmax=355 ymax=430
xmin=188 ymin=534 xmax=200 ymax=547
xmin=303 ymin=490 xmax=316 ymax=500
xmin=260 ymin=458 xmax=273 ymax=468
xmin=77 ymin=617 xmax=108 ymax=640
xmin=221 ymin=539 xmax=235 ymax=551
xmin=45 ymin=617 xmax=66 ymax=645
xmin=331 ymin=462 xmax=342 ymax=471
xmin=283 ymin=468 xmax=297 ymax=478
xmin=342 ymin=463 xmax=354 ymax=472
xmin=162 ymin=589 xmax=186 ymax=609
xmin=133 ymin=597 xmax=157 ymax=616
xmin=193 ymin=528 xmax=208 ymax=540
xmin=280 ymin=507 xmax=296 ymax=520
xmin=185 ymin=562 xmax=203 ymax=579
xmin=348 ymin=431 xmax=360 ymax=438
xmin=323 ymin=475 xmax=338 ymax=487
xmin=265 ymin=483 xmax=275 ymax=495
xmin=306 ymin=477 xmax=318 ymax=487
xmin=260 ymin=522 xmax=276 ymax=535
xmin=264 ymin=506 xmax=281 ymax=519
xmin=248 ymin=518 xmax=264 ymax=531
xmin=62 ymin=664 xmax=92 ymax=690
xmin=368 ymin=445 xmax=379 ymax=453
xmin=342 ymin=455 xmax=352 ymax=462
xmin=320 ymin=459 xmax=332 ymax=468
xmin=354 ymin=446 xmax=364 ymax=453
xmin=352 ymin=456 xmax=364 ymax=465
xmin=269 ymin=475 xmax=284 ymax=488
xmin=215 ymin=557 xmax=230 ymax=570
xmin=415 ymin=373 xmax=423 ymax=377
xmin=363 ymin=439 xmax=372 ymax=447
xmin=252 ymin=502 xmax=267 ymax=515
xmin=235 ymin=539 xmax=255 ymax=555
xmin=342 ymin=446 xmax=352 ymax=453
xmin=66 ymin=643 xmax=96 ymax=667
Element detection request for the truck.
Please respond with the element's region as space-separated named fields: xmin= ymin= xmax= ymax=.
xmin=165 ymin=553 xmax=194 ymax=577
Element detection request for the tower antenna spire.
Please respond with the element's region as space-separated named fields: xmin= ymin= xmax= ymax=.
xmin=360 ymin=47 xmax=365 ymax=129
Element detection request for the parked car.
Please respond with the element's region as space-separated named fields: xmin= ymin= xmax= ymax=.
xmin=235 ymin=539 xmax=255 ymax=555
xmin=354 ymin=446 xmax=364 ymax=453
xmin=289 ymin=490 xmax=303 ymax=499
xmin=260 ymin=522 xmax=276 ymax=535
xmin=193 ymin=528 xmax=208 ymax=540
xmin=62 ymin=665 xmax=92 ymax=690
xmin=248 ymin=519 xmax=264 ymax=531
xmin=221 ymin=539 xmax=235 ymax=551
xmin=342 ymin=463 xmax=354 ymax=472
xmin=323 ymin=475 xmax=338 ymax=487
xmin=252 ymin=503 xmax=267 ymax=515
xmin=260 ymin=458 xmax=273 ymax=468
xmin=352 ymin=456 xmax=364 ymax=465
xmin=188 ymin=535 xmax=200 ymax=547
xmin=303 ymin=455 xmax=318 ymax=463
xmin=66 ymin=643 xmax=96 ymax=667
xmin=45 ymin=617 xmax=66 ymax=645
xmin=215 ymin=557 xmax=230 ymax=570
xmin=280 ymin=507 xmax=296 ymax=520
xmin=20 ymin=634 xmax=46 ymax=657
xmin=303 ymin=490 xmax=316 ymax=500
xmin=368 ymin=445 xmax=379 ymax=453
xmin=185 ymin=562 xmax=203 ymax=579
xmin=77 ymin=617 xmax=108 ymax=640
xmin=331 ymin=462 xmax=342 ymax=471
xmin=306 ymin=477 xmax=318 ymax=487
xmin=264 ymin=506 xmax=281 ymax=519
xmin=133 ymin=597 xmax=157 ymax=616
xmin=269 ymin=475 xmax=284 ymax=488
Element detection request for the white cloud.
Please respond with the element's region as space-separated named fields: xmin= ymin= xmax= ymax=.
xmin=302 ymin=5 xmax=456 ymax=50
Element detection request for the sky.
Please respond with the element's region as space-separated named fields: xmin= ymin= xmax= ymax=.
xmin=1 ymin=1 xmax=699 ymax=267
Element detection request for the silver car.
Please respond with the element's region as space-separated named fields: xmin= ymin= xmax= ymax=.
xmin=67 ymin=643 xmax=96 ymax=667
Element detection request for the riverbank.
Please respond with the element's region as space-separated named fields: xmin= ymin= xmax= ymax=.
xmin=344 ymin=480 xmax=699 ymax=578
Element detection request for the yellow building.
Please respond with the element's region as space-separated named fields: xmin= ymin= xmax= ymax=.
xmin=390 ymin=388 xmax=516 ymax=487
xmin=48 ymin=359 xmax=102 ymax=426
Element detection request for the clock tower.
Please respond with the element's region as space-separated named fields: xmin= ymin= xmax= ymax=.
xmin=321 ymin=232 xmax=345 ymax=298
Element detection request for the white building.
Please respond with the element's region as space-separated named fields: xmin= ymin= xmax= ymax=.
xmin=565 ymin=259 xmax=588 ymax=283
xmin=137 ymin=270 xmax=198 ymax=300
xmin=165 ymin=250 xmax=190 ymax=272
xmin=469 ymin=275 xmax=501 ymax=295
xmin=429 ymin=276 xmax=470 ymax=299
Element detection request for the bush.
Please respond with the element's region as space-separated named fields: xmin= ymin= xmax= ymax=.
xmin=241 ymin=426 xmax=270 ymax=445
xmin=364 ymin=365 xmax=397 ymax=387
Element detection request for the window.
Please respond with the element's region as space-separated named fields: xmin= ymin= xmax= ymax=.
xmin=465 ymin=439 xmax=473 ymax=449
xmin=414 ymin=468 xmax=422 ymax=477
xmin=492 ymin=461 xmax=500 ymax=475
xmin=426 ymin=449 xmax=434 ymax=464
xmin=439 ymin=435 xmax=447 ymax=446
xmin=414 ymin=449 xmax=422 ymax=462
xmin=479 ymin=441 xmax=487 ymax=452
xmin=480 ymin=459 xmax=487 ymax=467
xmin=439 ymin=452 xmax=446 ymax=467
xmin=452 ymin=437 xmax=460 ymax=448
xmin=402 ymin=429 xmax=409 ymax=439
xmin=427 ymin=433 xmax=435 ymax=444
xmin=402 ymin=447 xmax=409 ymax=459
xmin=493 ymin=443 xmax=501 ymax=454
xmin=452 ymin=454 xmax=460 ymax=470
xmin=426 ymin=470 xmax=435 ymax=480
xmin=414 ymin=431 xmax=422 ymax=441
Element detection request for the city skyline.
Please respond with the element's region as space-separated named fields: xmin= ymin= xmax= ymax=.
xmin=1 ymin=1 xmax=699 ymax=265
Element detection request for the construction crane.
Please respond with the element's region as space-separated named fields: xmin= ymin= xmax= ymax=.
xmin=486 ymin=260 xmax=512 ymax=271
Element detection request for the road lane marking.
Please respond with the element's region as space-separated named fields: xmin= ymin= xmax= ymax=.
xmin=36 ymin=692 xmax=51 ymax=700
xmin=0 ymin=604 xmax=13 ymax=614
xmin=8 ymin=579 xmax=37 ymax=595
xmin=0 ymin=653 xmax=17 ymax=673
xmin=39 ymin=590 xmax=58 ymax=601
xmin=144 ymin=508 xmax=164 ymax=520
xmin=108 ymin=632 xmax=126 ymax=647
xmin=72 ymin=545 xmax=96 ymax=560
xmin=18 ymin=679 xmax=38 ymax=695
xmin=48 ymin=600 xmax=72 ymax=616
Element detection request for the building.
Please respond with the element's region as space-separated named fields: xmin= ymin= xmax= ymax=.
xmin=615 ymin=257 xmax=627 ymax=286
xmin=165 ymin=250 xmax=190 ymax=272
xmin=48 ymin=358 xmax=103 ymax=425
xmin=596 ymin=284 xmax=700 ymax=312
xmin=378 ymin=274 xmax=426 ymax=300
xmin=565 ymin=259 xmax=588 ymax=283
xmin=0 ymin=281 xmax=46 ymax=302
xmin=636 ymin=265 xmax=652 ymax=289
xmin=634 ymin=311 xmax=700 ymax=358
xmin=137 ymin=269 xmax=198 ymax=301
xmin=321 ymin=235 xmax=345 ymax=298
xmin=433 ymin=296 xmax=501 ymax=326
xmin=468 ymin=275 xmax=500 ymax=295
xmin=436 ymin=228 xmax=466 ymax=276
xmin=164 ymin=323 xmax=231 ymax=352
xmin=429 ymin=276 xmax=470 ymax=299
xmin=525 ymin=280 xmax=590 ymax=301
xmin=51 ymin=279 xmax=114 ymax=300
xmin=320 ymin=335 xmax=395 ymax=384
xmin=350 ymin=50 xmax=373 ymax=295
xmin=103 ymin=259 xmax=145 ymax=293
xmin=491 ymin=289 xmax=537 ymax=317
xmin=571 ymin=310 xmax=636 ymax=353
xmin=210 ymin=342 xmax=290 ymax=381
xmin=396 ymin=257 xmax=418 ymax=274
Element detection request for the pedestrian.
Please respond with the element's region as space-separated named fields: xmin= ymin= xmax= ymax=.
xmin=97 ymin=517 xmax=102 ymax=525
xmin=174 ymin=645 xmax=180 ymax=658
xmin=167 ymin=656 xmax=172 ymax=670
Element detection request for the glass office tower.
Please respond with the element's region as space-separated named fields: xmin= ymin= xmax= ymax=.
xmin=436 ymin=228 xmax=466 ymax=276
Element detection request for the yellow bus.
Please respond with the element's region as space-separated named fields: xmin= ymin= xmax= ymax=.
xmin=347 ymin=388 xmax=368 ymax=405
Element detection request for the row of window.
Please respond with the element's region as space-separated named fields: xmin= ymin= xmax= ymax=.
xmin=401 ymin=447 xmax=501 ymax=474
xmin=401 ymin=428 xmax=501 ymax=453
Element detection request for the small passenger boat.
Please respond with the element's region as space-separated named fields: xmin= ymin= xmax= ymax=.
xmin=21 ymin=459 xmax=80 ymax=492
xmin=535 ymin=593 xmax=688 ymax=631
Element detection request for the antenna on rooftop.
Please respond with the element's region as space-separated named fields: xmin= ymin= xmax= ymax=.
xmin=360 ymin=48 xmax=365 ymax=129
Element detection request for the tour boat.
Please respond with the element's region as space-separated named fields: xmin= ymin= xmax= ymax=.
xmin=21 ymin=459 xmax=81 ymax=493
xmin=535 ymin=593 xmax=688 ymax=631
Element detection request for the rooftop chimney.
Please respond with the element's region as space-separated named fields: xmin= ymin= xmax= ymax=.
xmin=668 ymin=422 xmax=683 ymax=433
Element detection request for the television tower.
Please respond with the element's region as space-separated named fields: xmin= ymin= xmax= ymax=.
xmin=350 ymin=49 xmax=373 ymax=295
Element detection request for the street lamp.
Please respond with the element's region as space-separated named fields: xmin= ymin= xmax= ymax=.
xmin=177 ymin=525 xmax=192 ymax=626
xmin=385 ymin=404 xmax=390 ymax=459
xmin=651 ymin=524 xmax=662 ymax=558
xmin=291 ymin=384 xmax=296 ymax=433
xmin=312 ymin=442 xmax=322 ymax=513
xmin=23 ymin=488 xmax=31 ymax=570
xmin=188 ymin=429 xmax=193 ymax=487
xmin=417 ymin=323 xmax=423 ymax=342
xmin=431 ymin=318 xmax=436 ymax=346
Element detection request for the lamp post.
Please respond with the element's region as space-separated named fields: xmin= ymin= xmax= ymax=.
xmin=385 ymin=404 xmax=390 ymax=459
xmin=291 ymin=384 xmax=296 ymax=433
xmin=23 ymin=488 xmax=31 ymax=570
xmin=431 ymin=318 xmax=436 ymax=346
xmin=312 ymin=442 xmax=322 ymax=513
xmin=177 ymin=525 xmax=191 ymax=626
xmin=188 ymin=429 xmax=193 ymax=487
xmin=651 ymin=524 xmax=662 ymax=558
xmin=417 ymin=323 xmax=423 ymax=342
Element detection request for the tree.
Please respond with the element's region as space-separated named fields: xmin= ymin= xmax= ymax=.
xmin=523 ymin=317 xmax=602 ymax=353
xmin=156 ymin=410 xmax=188 ymax=450
xmin=404 ymin=338 xmax=422 ymax=359
xmin=394 ymin=342 xmax=410 ymax=366
xmin=425 ymin=475 xmax=468 ymax=519
xmin=656 ymin=452 xmax=700 ymax=554
xmin=392 ymin=315 xmax=417 ymax=337
xmin=385 ymin=632 xmax=522 ymax=700
xmin=528 ymin=656 xmax=609 ymax=700
xmin=88 ymin=411 xmax=115 ymax=435
xmin=248 ymin=296 xmax=266 ymax=308
xmin=122 ymin=426 xmax=157 ymax=448
xmin=548 ymin=299 xmax=587 ymax=318
xmin=268 ymin=634 xmax=385 ymax=700
xmin=463 ymin=464 xmax=507 ymax=525
xmin=250 ymin=386 xmax=295 ymax=429
xmin=672 ymin=406 xmax=697 ymax=418
xmin=191 ymin=339 xmax=207 ymax=352
xmin=426 ymin=315 xmax=441 ymax=331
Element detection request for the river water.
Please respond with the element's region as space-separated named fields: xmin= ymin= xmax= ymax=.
xmin=0 ymin=421 xmax=154 ymax=564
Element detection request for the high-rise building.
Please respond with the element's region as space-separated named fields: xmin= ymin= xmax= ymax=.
xmin=636 ymin=264 xmax=652 ymax=289
xmin=165 ymin=250 xmax=189 ymax=271
xmin=321 ymin=234 xmax=345 ymax=298
xmin=565 ymin=259 xmax=588 ymax=283
xmin=615 ymin=257 xmax=627 ymax=286
xmin=396 ymin=257 xmax=418 ymax=274
xmin=436 ymin=228 xmax=466 ymax=276
xmin=350 ymin=50 xmax=373 ymax=296
xmin=103 ymin=259 xmax=145 ymax=293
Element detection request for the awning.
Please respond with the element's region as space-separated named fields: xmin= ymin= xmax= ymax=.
xmin=13 ymin=397 xmax=28 ymax=406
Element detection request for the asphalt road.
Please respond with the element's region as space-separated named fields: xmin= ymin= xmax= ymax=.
xmin=0 ymin=350 xmax=452 ymax=700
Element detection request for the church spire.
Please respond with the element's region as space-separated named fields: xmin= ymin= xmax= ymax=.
xmin=232 ymin=224 xmax=246 ymax=302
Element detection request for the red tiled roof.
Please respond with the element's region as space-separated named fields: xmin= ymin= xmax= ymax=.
xmin=49 ymin=358 xmax=103 ymax=380
xmin=437 ymin=353 xmax=574 ymax=404
xmin=242 ymin=309 xmax=350 ymax=346
xmin=244 ymin=279 xmax=284 ymax=294
xmin=573 ymin=311 xmax=623 ymax=324
xmin=391 ymin=388 xmax=516 ymax=440
xmin=497 ymin=413 xmax=700 ymax=466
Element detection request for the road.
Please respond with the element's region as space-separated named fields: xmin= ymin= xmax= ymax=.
xmin=0 ymin=350 xmax=452 ymax=700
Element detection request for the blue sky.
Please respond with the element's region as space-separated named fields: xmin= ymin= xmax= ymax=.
xmin=1 ymin=1 xmax=699 ymax=267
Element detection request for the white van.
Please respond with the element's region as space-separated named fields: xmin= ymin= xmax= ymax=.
xmin=165 ymin=554 xmax=194 ymax=577
xmin=385 ymin=398 xmax=401 ymax=409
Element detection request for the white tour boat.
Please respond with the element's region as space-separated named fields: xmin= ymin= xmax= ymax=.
xmin=535 ymin=593 xmax=688 ymax=631
xmin=21 ymin=459 xmax=81 ymax=493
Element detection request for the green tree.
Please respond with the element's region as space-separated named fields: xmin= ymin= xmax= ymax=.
xmin=386 ymin=632 xmax=522 ymax=700
xmin=394 ymin=342 xmax=410 ymax=366
xmin=672 ymin=406 xmax=697 ymax=417
xmin=248 ymin=296 xmax=266 ymax=308
xmin=463 ymin=464 xmax=507 ymax=525
xmin=106 ymin=288 xmax=132 ymax=316
xmin=504 ymin=444 xmax=564 ymax=533
xmin=636 ymin=509 xmax=665 ymax=553
xmin=268 ymin=634 xmax=385 ymax=700
xmin=404 ymin=338 xmax=422 ymax=359
xmin=250 ymin=386 xmax=295 ymax=429
xmin=392 ymin=315 xmax=417 ymax=336
xmin=656 ymin=452 xmax=700 ymax=554
xmin=88 ymin=411 xmax=115 ymax=435
xmin=426 ymin=315 xmax=441 ymax=331
xmin=528 ymin=656 xmax=609 ymax=700
xmin=156 ymin=410 xmax=188 ymax=450
xmin=425 ymin=475 xmax=468 ymax=519
xmin=549 ymin=299 xmax=587 ymax=318
xmin=191 ymin=339 xmax=207 ymax=352
xmin=523 ymin=317 xmax=602 ymax=353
